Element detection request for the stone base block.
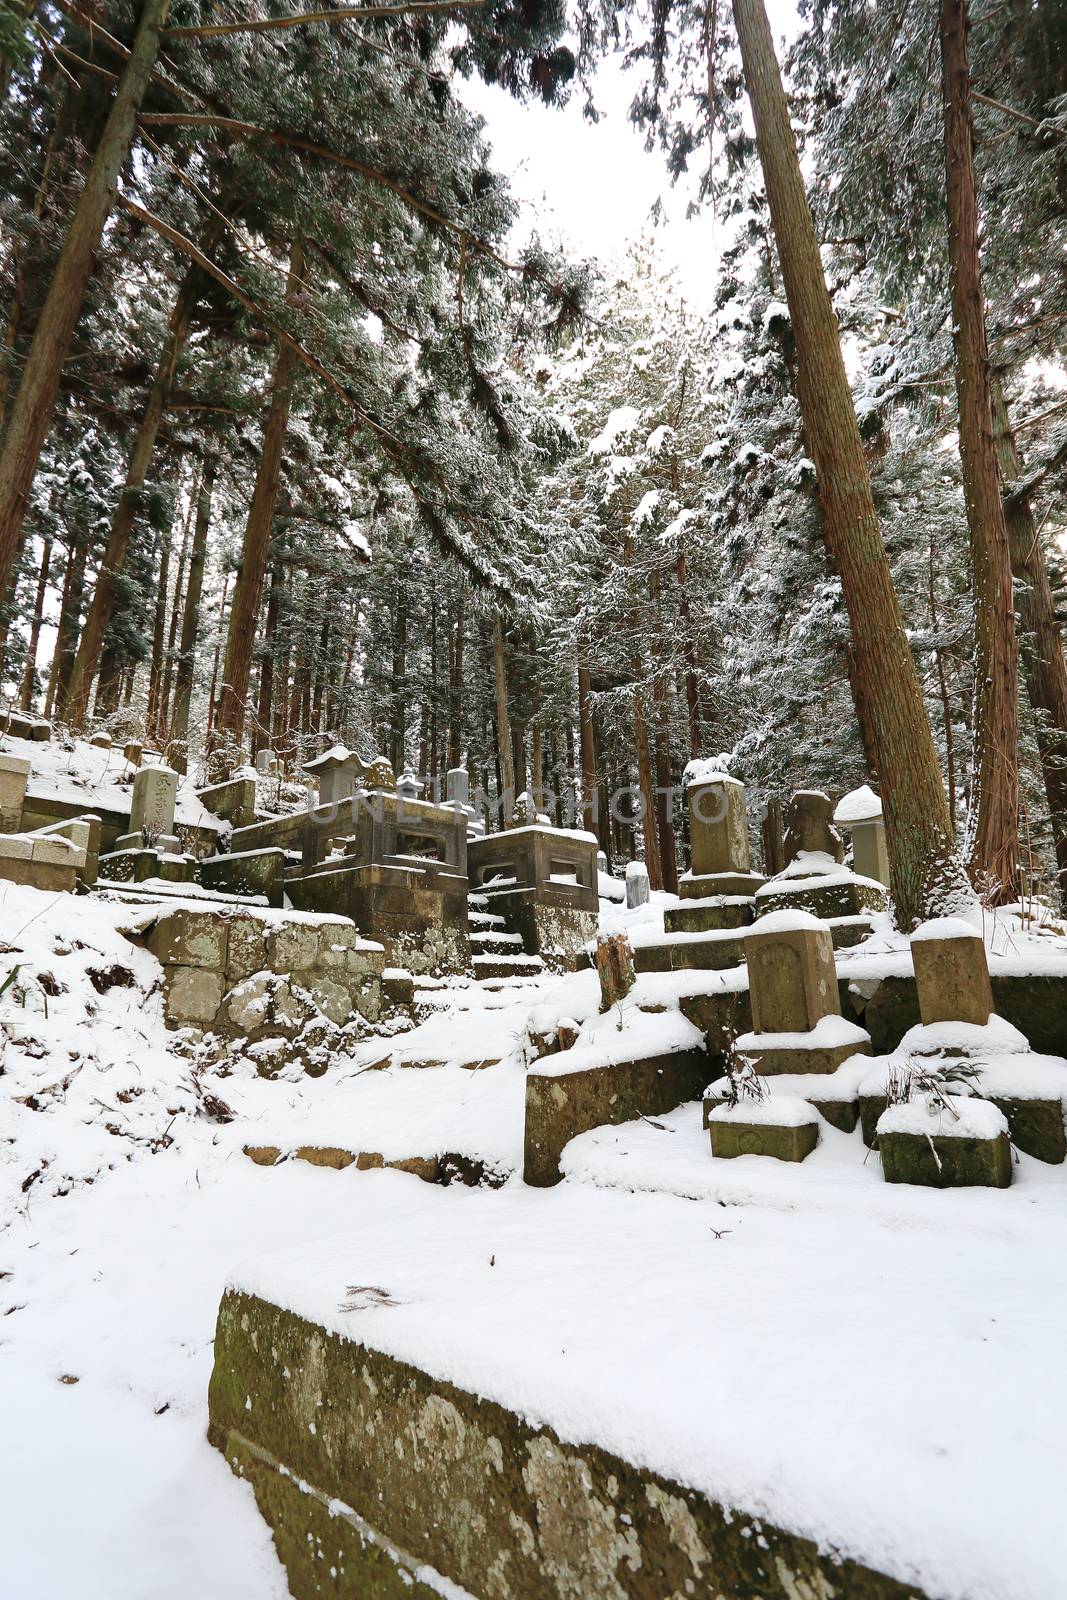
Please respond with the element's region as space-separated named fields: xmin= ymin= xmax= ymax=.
xmin=664 ymin=897 xmax=754 ymax=934
xmin=879 ymin=1128 xmax=1012 ymax=1188
xmin=632 ymin=930 xmax=744 ymax=974
xmin=703 ymin=1086 xmax=858 ymax=1133
xmin=524 ymin=1048 xmax=707 ymax=1186
xmin=746 ymin=1038 xmax=871 ymax=1077
xmin=200 ymin=848 xmax=285 ymax=906
xmin=709 ymin=1116 xmax=819 ymax=1161
xmin=208 ymin=1292 xmax=922 ymax=1600
xmin=289 ymin=862 xmax=469 ymax=976
xmin=114 ymin=830 xmax=181 ymax=855
xmin=197 ymin=774 xmax=257 ymax=829
xmin=480 ymin=885 xmax=596 ymax=971
xmin=679 ymin=870 xmax=764 ymax=899
xmin=860 ymin=1089 xmax=1066 ymax=1163
xmin=756 ymin=876 xmax=886 ymax=922
xmin=678 ymin=986 xmax=752 ymax=1053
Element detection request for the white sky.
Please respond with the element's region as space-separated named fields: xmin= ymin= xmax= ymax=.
xmin=459 ymin=1 xmax=800 ymax=306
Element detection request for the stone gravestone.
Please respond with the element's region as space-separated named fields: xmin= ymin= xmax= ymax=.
xmin=833 ymin=785 xmax=889 ymax=886
xmin=396 ymin=772 xmax=424 ymax=803
xmin=911 ymin=918 xmax=993 ymax=1026
xmin=783 ymin=790 xmax=844 ymax=864
xmin=446 ymin=767 xmax=469 ymax=808
xmin=737 ymin=910 xmax=871 ymax=1075
xmin=0 ymin=753 xmax=30 ymax=833
xmin=596 ymin=850 xmax=608 ymax=875
xmin=116 ymin=764 xmax=179 ymax=852
xmin=689 ymin=774 xmax=750 ymax=876
xmin=625 ymin=860 xmax=649 ymax=910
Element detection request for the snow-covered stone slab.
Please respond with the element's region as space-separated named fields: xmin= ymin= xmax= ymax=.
xmin=209 ymin=1171 xmax=1067 ymax=1600
xmin=877 ymin=1096 xmax=1012 ymax=1188
xmin=707 ymin=1094 xmax=820 ymax=1161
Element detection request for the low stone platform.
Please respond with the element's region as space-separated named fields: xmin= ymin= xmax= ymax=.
xmin=524 ymin=1017 xmax=707 ymax=1185
xmin=631 ymin=927 xmax=744 ymax=974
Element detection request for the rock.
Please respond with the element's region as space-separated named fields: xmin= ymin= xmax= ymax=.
xmin=596 ymin=930 xmax=635 ymax=1012
xmin=783 ymin=790 xmax=843 ymax=864
xmin=165 ymin=966 xmax=223 ymax=1028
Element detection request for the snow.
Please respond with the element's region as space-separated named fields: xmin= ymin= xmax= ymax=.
xmin=912 ymin=915 xmax=984 ymax=942
xmin=748 ymin=906 xmax=825 ymax=934
xmin=705 ymin=1055 xmax=873 ymax=1104
xmin=706 ymin=1094 xmax=818 ymax=1127
xmin=832 ymin=784 xmax=883 ymax=825
xmin=681 ymin=756 xmax=741 ymax=786
xmin=588 ymin=404 xmax=640 ymax=456
xmin=735 ymin=1014 xmax=870 ymax=1052
xmin=3 ymin=733 xmax=224 ymax=834
xmin=877 ymin=1096 xmax=1009 ymax=1140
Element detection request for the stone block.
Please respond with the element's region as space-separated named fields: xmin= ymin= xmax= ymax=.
xmin=912 ymin=920 xmax=992 ymax=1026
xmin=197 ymin=775 xmax=257 ymax=829
xmin=0 ymin=752 xmax=30 ymax=832
xmin=708 ymin=1108 xmax=819 ymax=1161
xmin=89 ymin=732 xmax=112 ymax=749
xmin=165 ymin=965 xmax=224 ymax=1028
xmin=745 ymin=913 xmax=839 ymax=1034
xmin=268 ymin=921 xmax=321 ymax=973
xmin=688 ymin=776 xmax=751 ymax=875
xmin=851 ymin=818 xmax=889 ymax=886
xmin=225 ymin=973 xmax=275 ymax=1036
xmin=200 ymin=848 xmax=285 ymax=905
xmin=986 ymin=1096 xmax=1066 ymax=1164
xmin=879 ymin=1127 xmax=1012 ymax=1188
xmin=306 ymin=977 xmax=352 ymax=1025
xmin=524 ymin=1047 xmax=708 ymax=1186
xmin=123 ymin=740 xmax=143 ymax=766
xmin=30 ymin=836 xmax=78 ymax=866
xmin=679 ymin=870 xmax=764 ymax=899
xmin=783 ymin=790 xmax=843 ymax=863
xmin=741 ymin=1030 xmax=871 ymax=1078
xmin=0 ymin=835 xmax=33 ymax=860
xmin=664 ymin=897 xmax=753 ymax=934
xmin=624 ymin=860 xmax=649 ymax=909
xmin=147 ymin=909 xmax=229 ymax=970
xmin=227 ymin=917 xmax=269 ymax=981
xmin=754 ymin=873 xmax=886 ymax=923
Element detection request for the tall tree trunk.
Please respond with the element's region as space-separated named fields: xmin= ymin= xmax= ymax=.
xmin=255 ymin=559 xmax=282 ymax=757
xmin=63 ymin=263 xmax=202 ymax=725
xmin=389 ymin=573 xmax=407 ymax=774
xmin=991 ymin=375 xmax=1067 ymax=894
xmin=732 ymin=0 xmax=968 ymax=925
xmin=633 ymin=681 xmax=662 ymax=888
xmin=157 ymin=470 xmax=196 ymax=741
xmin=214 ymin=236 xmax=304 ymax=755
xmin=577 ymin=659 xmax=597 ymax=836
xmin=0 ymin=0 xmax=170 ymax=602
xmin=675 ymin=549 xmax=703 ymax=757
xmin=928 ymin=527 xmax=959 ymax=833
xmin=650 ymin=571 xmax=678 ymax=892
xmin=492 ymin=615 xmax=515 ymax=823
xmin=144 ymin=514 xmax=175 ymax=740
xmin=447 ymin=594 xmax=464 ymax=768
xmin=44 ymin=536 xmax=86 ymax=717
xmin=207 ymin=573 xmax=229 ymax=741
xmin=18 ymin=534 xmax=51 ymax=711
xmin=169 ymin=457 xmax=213 ymax=772
xmin=940 ymin=0 xmax=1019 ymax=902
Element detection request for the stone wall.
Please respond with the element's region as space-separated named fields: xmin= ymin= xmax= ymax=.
xmin=134 ymin=906 xmax=384 ymax=1046
xmin=209 ymin=1290 xmax=925 ymax=1600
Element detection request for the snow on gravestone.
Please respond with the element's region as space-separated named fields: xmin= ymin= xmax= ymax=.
xmin=744 ymin=910 xmax=840 ymax=1035
xmin=625 ymin=860 xmax=649 ymax=909
xmin=833 ymin=785 xmax=889 ymax=886
xmin=911 ymin=917 xmax=993 ymax=1027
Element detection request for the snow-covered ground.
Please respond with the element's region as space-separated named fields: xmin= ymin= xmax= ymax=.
xmin=3 ymin=878 xmax=1067 ymax=1598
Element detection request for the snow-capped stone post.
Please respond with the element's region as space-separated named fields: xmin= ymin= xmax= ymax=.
xmin=117 ymin=763 xmax=179 ymax=851
xmin=833 ymin=785 xmax=889 ymax=887
xmin=302 ymin=746 xmax=366 ymax=807
xmin=0 ymin=753 xmax=30 ymax=833
xmin=911 ymin=918 xmax=993 ymax=1026
xmin=783 ymin=790 xmax=844 ymax=865
xmin=689 ymin=769 xmax=752 ymax=878
xmin=446 ymin=766 xmax=469 ymax=808
xmin=625 ymin=860 xmax=649 ymax=910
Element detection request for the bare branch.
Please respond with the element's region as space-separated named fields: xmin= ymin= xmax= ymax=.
xmin=163 ymin=0 xmax=482 ymax=40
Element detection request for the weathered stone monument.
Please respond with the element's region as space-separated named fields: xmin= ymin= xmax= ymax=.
xmin=467 ymin=822 xmax=598 ymax=971
xmin=665 ymin=772 xmax=763 ymax=941
xmin=735 ymin=910 xmax=872 ymax=1075
xmin=625 ymin=859 xmax=649 ymax=909
xmin=115 ymin=764 xmax=180 ymax=852
xmin=302 ymin=746 xmax=367 ymax=807
xmin=911 ymin=917 xmax=992 ymax=1026
xmin=755 ymin=787 xmax=887 ymax=939
xmin=833 ymin=785 xmax=889 ymax=887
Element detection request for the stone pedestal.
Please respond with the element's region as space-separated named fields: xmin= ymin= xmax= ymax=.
xmin=911 ymin=918 xmax=993 ymax=1026
xmin=679 ymin=774 xmax=763 ymax=905
xmin=467 ymin=825 xmax=598 ymax=971
xmin=0 ymin=753 xmax=30 ymax=833
xmin=707 ymin=1100 xmax=820 ymax=1161
xmin=302 ymin=746 xmax=367 ymax=807
xmin=115 ymin=764 xmax=179 ymax=852
xmin=833 ymin=785 xmax=889 ymax=886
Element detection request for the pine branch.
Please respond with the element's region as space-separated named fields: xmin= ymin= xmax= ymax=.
xmin=137 ymin=112 xmax=528 ymax=276
xmin=163 ymin=0 xmax=483 ymax=40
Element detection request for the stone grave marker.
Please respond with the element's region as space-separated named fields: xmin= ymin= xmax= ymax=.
xmin=625 ymin=860 xmax=650 ymax=909
xmin=0 ymin=753 xmax=30 ymax=833
xmin=911 ymin=917 xmax=993 ymax=1026
xmin=783 ymin=790 xmax=844 ymax=864
xmin=833 ymin=785 xmax=889 ymax=886
xmin=116 ymin=764 xmax=179 ymax=851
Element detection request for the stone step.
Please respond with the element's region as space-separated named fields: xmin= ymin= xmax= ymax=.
xmin=468 ymin=908 xmax=507 ymax=931
xmin=472 ymin=953 xmax=545 ymax=981
xmin=632 ymin=929 xmax=744 ymax=974
xmin=467 ymin=892 xmax=490 ymax=909
xmin=469 ymin=929 xmax=524 ymax=951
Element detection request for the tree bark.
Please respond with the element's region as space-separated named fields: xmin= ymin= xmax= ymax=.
xmin=492 ymin=615 xmax=515 ymax=823
xmin=255 ymin=559 xmax=282 ymax=757
xmin=732 ymin=0 xmax=968 ymax=924
xmin=675 ymin=549 xmax=704 ymax=757
xmin=169 ymin=456 xmax=213 ymax=772
xmin=144 ymin=513 xmax=175 ymax=741
xmin=991 ymin=374 xmax=1067 ymax=894
xmin=44 ymin=535 xmax=86 ymax=718
xmin=214 ymin=236 xmax=303 ymax=755
xmin=63 ymin=263 xmax=203 ymax=725
xmin=577 ymin=659 xmax=597 ymax=836
xmin=447 ymin=593 xmax=464 ymax=769
xmin=0 ymin=0 xmax=170 ymax=602
xmin=157 ymin=469 xmax=196 ymax=741
xmin=940 ymin=0 xmax=1019 ymax=902
xmin=18 ymin=534 xmax=51 ymax=711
